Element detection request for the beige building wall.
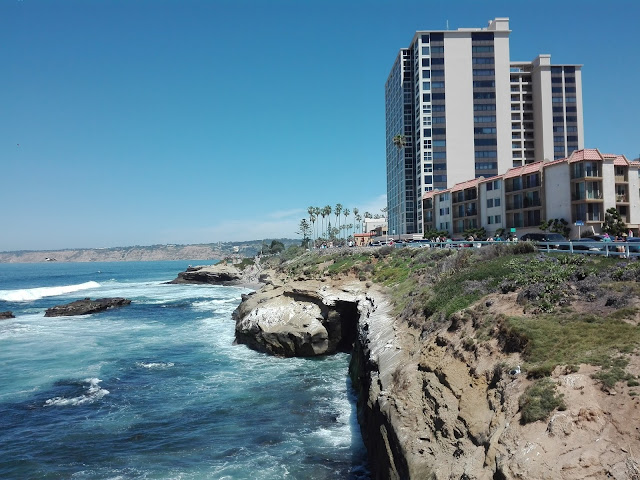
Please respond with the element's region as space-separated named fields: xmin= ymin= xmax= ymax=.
xmin=443 ymin=34 xmax=475 ymax=187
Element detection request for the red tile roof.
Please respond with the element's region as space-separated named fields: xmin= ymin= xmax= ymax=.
xmin=451 ymin=177 xmax=482 ymax=192
xmin=503 ymin=161 xmax=544 ymax=179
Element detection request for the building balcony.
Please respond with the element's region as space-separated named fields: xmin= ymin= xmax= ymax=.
xmin=615 ymin=176 xmax=628 ymax=183
xmin=572 ymin=192 xmax=603 ymax=201
xmin=616 ymin=194 xmax=628 ymax=203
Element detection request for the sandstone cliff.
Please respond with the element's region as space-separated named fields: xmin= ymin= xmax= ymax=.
xmin=231 ymin=248 xmax=640 ymax=480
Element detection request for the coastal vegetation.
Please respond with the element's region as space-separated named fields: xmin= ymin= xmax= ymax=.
xmin=263 ymin=242 xmax=640 ymax=424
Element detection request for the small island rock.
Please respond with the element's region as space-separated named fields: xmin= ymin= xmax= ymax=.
xmin=168 ymin=264 xmax=242 ymax=285
xmin=0 ymin=311 xmax=15 ymax=320
xmin=44 ymin=298 xmax=131 ymax=317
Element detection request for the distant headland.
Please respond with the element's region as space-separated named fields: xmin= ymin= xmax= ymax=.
xmin=0 ymin=239 xmax=299 ymax=263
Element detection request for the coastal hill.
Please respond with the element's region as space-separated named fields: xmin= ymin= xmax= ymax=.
xmin=223 ymin=244 xmax=640 ymax=479
xmin=0 ymin=239 xmax=298 ymax=263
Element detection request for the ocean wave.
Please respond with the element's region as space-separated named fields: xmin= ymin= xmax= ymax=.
xmin=44 ymin=378 xmax=109 ymax=407
xmin=136 ymin=361 xmax=174 ymax=369
xmin=0 ymin=281 xmax=100 ymax=302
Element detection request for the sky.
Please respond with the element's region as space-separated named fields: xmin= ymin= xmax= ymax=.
xmin=1 ymin=0 xmax=639 ymax=251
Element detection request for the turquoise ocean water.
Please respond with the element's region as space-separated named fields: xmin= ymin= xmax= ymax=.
xmin=0 ymin=261 xmax=369 ymax=479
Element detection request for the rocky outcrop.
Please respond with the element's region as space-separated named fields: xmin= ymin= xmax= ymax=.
xmin=0 ymin=311 xmax=15 ymax=320
xmin=230 ymin=269 xmax=640 ymax=479
xmin=168 ymin=264 xmax=243 ymax=285
xmin=44 ymin=298 xmax=131 ymax=317
xmin=233 ymin=280 xmax=362 ymax=357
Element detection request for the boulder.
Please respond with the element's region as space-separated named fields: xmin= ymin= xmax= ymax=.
xmin=44 ymin=298 xmax=131 ymax=317
xmin=0 ymin=311 xmax=15 ymax=320
xmin=233 ymin=281 xmax=362 ymax=357
xmin=168 ymin=264 xmax=242 ymax=285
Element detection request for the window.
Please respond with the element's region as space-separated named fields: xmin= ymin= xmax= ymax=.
xmin=475 ymin=138 xmax=497 ymax=146
xmin=433 ymin=140 xmax=446 ymax=147
xmin=566 ymin=106 xmax=577 ymax=112
xmin=553 ymin=116 xmax=564 ymax=122
xmin=552 ymin=97 xmax=564 ymax=103
xmin=471 ymin=32 xmax=494 ymax=40
xmin=472 ymin=45 xmax=494 ymax=53
xmin=422 ymin=70 xmax=430 ymax=78
xmin=473 ymin=69 xmax=495 ymax=76
xmin=565 ymin=76 xmax=575 ymax=83
xmin=475 ymin=151 xmax=497 ymax=158
xmin=432 ymin=116 xmax=446 ymax=124
xmin=494 ymin=197 xmax=501 ymax=206
xmin=431 ymin=69 xmax=445 ymax=77
xmin=551 ymin=77 xmax=563 ymax=83
xmin=433 ymin=152 xmax=446 ymax=159
xmin=439 ymin=207 xmax=450 ymax=215
xmin=421 ymin=34 xmax=429 ymax=43
xmin=566 ymin=126 xmax=577 ymax=132
xmin=475 ymin=127 xmax=496 ymax=134
xmin=554 ymin=136 xmax=564 ymax=142
xmin=421 ymin=46 xmax=430 ymax=55
xmin=552 ymin=87 xmax=563 ymax=93
xmin=432 ymin=93 xmax=445 ymax=100
xmin=565 ymin=97 xmax=576 ymax=103
xmin=422 ymin=58 xmax=430 ymax=67
xmin=433 ymin=128 xmax=446 ymax=135
xmin=565 ymin=86 xmax=576 ymax=93
xmin=474 ymin=104 xmax=496 ymax=111
xmin=567 ymin=135 xmax=578 ymax=142
xmin=487 ymin=198 xmax=494 ymax=208
xmin=474 ymin=115 xmax=496 ymax=123
xmin=476 ymin=161 xmax=497 ymax=169
xmin=431 ymin=57 xmax=444 ymax=64
xmin=473 ymin=80 xmax=495 ymax=88
xmin=566 ymin=116 xmax=577 ymax=122
xmin=424 ymin=175 xmax=432 ymax=184
xmin=431 ymin=46 xmax=444 ymax=53
xmin=474 ymin=92 xmax=496 ymax=99
xmin=432 ymin=81 xmax=445 ymax=88
xmin=423 ymin=128 xmax=431 ymax=137
xmin=423 ymin=82 xmax=431 ymax=90
xmin=553 ymin=126 xmax=564 ymax=133
xmin=423 ymin=93 xmax=431 ymax=102
xmin=434 ymin=175 xmax=447 ymax=183
xmin=551 ymin=66 xmax=563 ymax=74
xmin=472 ymin=57 xmax=494 ymax=64
xmin=432 ymin=104 xmax=445 ymax=112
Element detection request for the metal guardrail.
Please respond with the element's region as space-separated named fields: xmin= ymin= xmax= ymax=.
xmin=396 ymin=240 xmax=638 ymax=258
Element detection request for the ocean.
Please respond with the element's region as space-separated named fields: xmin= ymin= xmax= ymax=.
xmin=0 ymin=260 xmax=370 ymax=479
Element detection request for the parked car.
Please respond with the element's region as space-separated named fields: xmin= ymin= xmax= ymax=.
xmin=520 ymin=233 xmax=567 ymax=249
xmin=571 ymin=235 xmax=607 ymax=252
xmin=626 ymin=237 xmax=640 ymax=253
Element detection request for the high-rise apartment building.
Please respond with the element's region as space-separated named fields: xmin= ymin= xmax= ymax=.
xmin=385 ymin=18 xmax=584 ymax=235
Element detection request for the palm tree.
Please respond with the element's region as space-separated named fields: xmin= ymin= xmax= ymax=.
xmin=355 ymin=213 xmax=362 ymax=234
xmin=343 ymin=208 xmax=350 ymax=238
xmin=334 ymin=204 xmax=343 ymax=240
xmin=352 ymin=208 xmax=359 ymax=233
xmin=313 ymin=207 xmax=321 ymax=240
xmin=321 ymin=205 xmax=332 ymax=238
xmin=307 ymin=206 xmax=316 ymax=247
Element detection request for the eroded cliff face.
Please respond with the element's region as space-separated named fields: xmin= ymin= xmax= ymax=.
xmin=232 ymin=272 xmax=640 ymax=480
xmin=351 ymin=291 xmax=640 ymax=480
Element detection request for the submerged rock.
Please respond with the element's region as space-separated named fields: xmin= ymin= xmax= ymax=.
xmin=44 ymin=298 xmax=131 ymax=317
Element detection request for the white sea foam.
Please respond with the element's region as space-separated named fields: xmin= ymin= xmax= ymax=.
xmin=44 ymin=377 xmax=109 ymax=407
xmin=0 ymin=281 xmax=100 ymax=302
xmin=136 ymin=361 xmax=174 ymax=369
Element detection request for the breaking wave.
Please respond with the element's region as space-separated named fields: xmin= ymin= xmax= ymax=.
xmin=0 ymin=281 xmax=100 ymax=302
xmin=44 ymin=378 xmax=109 ymax=407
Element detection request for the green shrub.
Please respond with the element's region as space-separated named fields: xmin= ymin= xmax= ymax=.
xmin=519 ymin=378 xmax=566 ymax=424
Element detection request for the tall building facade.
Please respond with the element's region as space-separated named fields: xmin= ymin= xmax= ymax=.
xmin=385 ymin=18 xmax=584 ymax=235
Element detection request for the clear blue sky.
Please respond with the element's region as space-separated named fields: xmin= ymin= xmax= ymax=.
xmin=2 ymin=0 xmax=638 ymax=251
